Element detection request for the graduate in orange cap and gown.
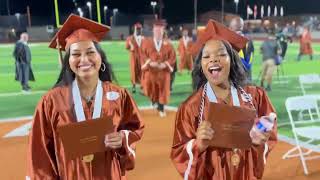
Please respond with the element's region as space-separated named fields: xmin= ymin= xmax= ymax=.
xmin=125 ymin=23 xmax=145 ymax=93
xmin=171 ymin=20 xmax=277 ymax=180
xmin=297 ymin=26 xmax=313 ymax=60
xmin=140 ymin=20 xmax=176 ymax=117
xmin=26 ymin=14 xmax=144 ymax=180
xmin=177 ymin=28 xmax=194 ymax=73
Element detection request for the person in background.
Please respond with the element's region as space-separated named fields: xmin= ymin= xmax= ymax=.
xmin=276 ymin=27 xmax=292 ymax=60
xmin=260 ymin=32 xmax=281 ymax=91
xmin=177 ymin=29 xmax=193 ymax=74
xmin=13 ymin=32 xmax=35 ymax=92
xmin=229 ymin=17 xmax=254 ymax=83
xmin=125 ymin=23 xmax=145 ymax=93
xmin=163 ymin=30 xmax=178 ymax=92
xmin=297 ymin=26 xmax=313 ymax=61
xmin=140 ymin=20 xmax=176 ymax=117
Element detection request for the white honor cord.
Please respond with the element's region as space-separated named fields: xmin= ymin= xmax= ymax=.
xmin=205 ymin=82 xmax=240 ymax=107
xmin=72 ymin=79 xmax=103 ymax=122
xmin=153 ymin=38 xmax=162 ymax=52
xmin=135 ymin=35 xmax=142 ymax=47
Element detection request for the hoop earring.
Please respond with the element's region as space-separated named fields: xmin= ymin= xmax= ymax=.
xmin=101 ymin=63 xmax=106 ymax=72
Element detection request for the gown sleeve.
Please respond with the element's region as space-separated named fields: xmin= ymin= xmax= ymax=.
xmin=26 ymin=96 xmax=59 ymax=180
xmin=250 ymin=87 xmax=278 ymax=178
xmin=116 ymin=89 xmax=145 ymax=172
xmin=125 ymin=36 xmax=131 ymax=50
xmin=140 ymin=40 xmax=151 ymax=70
xmin=164 ymin=43 xmax=176 ymax=72
xmin=170 ymin=103 xmax=207 ymax=180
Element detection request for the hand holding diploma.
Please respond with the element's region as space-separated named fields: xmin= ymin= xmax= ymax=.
xmin=196 ymin=121 xmax=215 ymax=153
xmin=149 ymin=61 xmax=159 ymax=68
xmin=157 ymin=62 xmax=167 ymax=70
xmin=105 ymin=132 xmax=123 ymax=149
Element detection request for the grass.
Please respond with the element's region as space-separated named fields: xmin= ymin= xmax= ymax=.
xmin=0 ymin=40 xmax=320 ymax=139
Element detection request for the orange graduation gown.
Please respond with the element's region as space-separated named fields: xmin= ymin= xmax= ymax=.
xmin=27 ymin=81 xmax=144 ymax=180
xmin=125 ymin=35 xmax=145 ymax=85
xmin=178 ymin=37 xmax=193 ymax=72
xmin=299 ymin=30 xmax=313 ymax=55
xmin=141 ymin=38 xmax=176 ymax=104
xmin=171 ymin=86 xmax=277 ymax=180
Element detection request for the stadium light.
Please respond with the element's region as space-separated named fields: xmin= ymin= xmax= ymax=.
xmin=87 ymin=1 xmax=92 ymax=19
xmin=104 ymin=6 xmax=108 ymax=24
xmin=234 ymin=0 xmax=239 ymax=14
xmin=150 ymin=1 xmax=157 ymax=19
xmin=113 ymin=8 xmax=119 ymax=26
xmin=77 ymin=7 xmax=84 ymax=17
xmin=15 ymin=13 xmax=21 ymax=27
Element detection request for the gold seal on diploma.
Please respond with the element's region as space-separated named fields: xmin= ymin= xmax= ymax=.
xmin=82 ymin=154 xmax=94 ymax=163
xmin=231 ymin=153 xmax=240 ymax=166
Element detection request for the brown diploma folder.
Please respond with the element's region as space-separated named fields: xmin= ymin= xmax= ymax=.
xmin=57 ymin=116 xmax=114 ymax=160
xmin=207 ymin=102 xmax=256 ymax=149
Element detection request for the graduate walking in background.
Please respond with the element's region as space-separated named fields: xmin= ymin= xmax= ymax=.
xmin=297 ymin=26 xmax=313 ymax=61
xmin=177 ymin=29 xmax=193 ymax=74
xmin=27 ymin=15 xmax=144 ymax=179
xmin=125 ymin=23 xmax=145 ymax=93
xmin=171 ymin=20 xmax=277 ymax=180
xmin=141 ymin=20 xmax=176 ymax=117
xmin=13 ymin=32 xmax=35 ymax=92
xmin=163 ymin=30 xmax=178 ymax=92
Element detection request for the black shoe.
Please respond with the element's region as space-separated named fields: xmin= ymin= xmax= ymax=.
xmin=132 ymin=86 xmax=136 ymax=94
xmin=265 ymin=85 xmax=271 ymax=92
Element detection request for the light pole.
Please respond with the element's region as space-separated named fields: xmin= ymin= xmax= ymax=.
xmin=86 ymin=1 xmax=92 ymax=19
xmin=221 ymin=0 xmax=225 ymax=23
xmin=113 ymin=8 xmax=118 ymax=26
xmin=234 ymin=0 xmax=239 ymax=14
xmin=77 ymin=7 xmax=84 ymax=17
xmin=104 ymin=6 xmax=108 ymax=24
xmin=194 ymin=0 xmax=197 ymax=30
xmin=6 ymin=0 xmax=10 ymax=15
xmin=150 ymin=1 xmax=157 ymax=19
xmin=15 ymin=13 xmax=21 ymax=28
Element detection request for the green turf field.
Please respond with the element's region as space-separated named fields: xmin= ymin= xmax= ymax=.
xmin=0 ymin=41 xmax=320 ymax=138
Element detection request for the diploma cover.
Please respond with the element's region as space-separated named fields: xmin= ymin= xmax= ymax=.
xmin=207 ymin=102 xmax=256 ymax=149
xmin=57 ymin=116 xmax=114 ymax=160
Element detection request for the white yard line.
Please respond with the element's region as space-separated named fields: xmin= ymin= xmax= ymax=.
xmin=0 ymin=90 xmax=45 ymax=97
xmin=3 ymin=121 xmax=32 ymax=138
xmin=0 ymin=116 xmax=33 ymax=123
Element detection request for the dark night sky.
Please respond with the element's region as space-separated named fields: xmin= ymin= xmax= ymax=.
xmin=0 ymin=0 xmax=319 ymax=24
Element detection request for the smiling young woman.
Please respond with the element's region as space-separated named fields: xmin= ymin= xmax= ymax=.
xmin=171 ymin=20 xmax=277 ymax=180
xmin=26 ymin=14 xmax=144 ymax=180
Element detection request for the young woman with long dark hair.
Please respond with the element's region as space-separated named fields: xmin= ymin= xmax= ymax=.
xmin=171 ymin=20 xmax=277 ymax=180
xmin=27 ymin=15 xmax=144 ymax=180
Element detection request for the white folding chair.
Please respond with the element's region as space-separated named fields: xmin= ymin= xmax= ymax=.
xmin=283 ymin=95 xmax=320 ymax=175
xmin=299 ymin=74 xmax=320 ymax=95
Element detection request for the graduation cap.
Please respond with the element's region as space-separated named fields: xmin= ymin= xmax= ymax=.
xmin=134 ymin=22 xmax=142 ymax=28
xmin=191 ymin=19 xmax=248 ymax=56
xmin=49 ymin=14 xmax=110 ymax=51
